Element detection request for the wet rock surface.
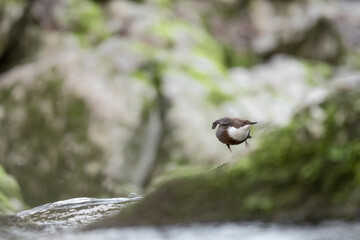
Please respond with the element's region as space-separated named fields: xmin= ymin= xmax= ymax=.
xmin=17 ymin=196 xmax=142 ymax=230
xmin=0 ymin=196 xmax=141 ymax=239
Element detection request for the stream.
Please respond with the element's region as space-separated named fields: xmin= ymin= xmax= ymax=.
xmin=1 ymin=197 xmax=359 ymax=240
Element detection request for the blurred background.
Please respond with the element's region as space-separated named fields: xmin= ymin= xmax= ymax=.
xmin=0 ymin=0 xmax=359 ymax=212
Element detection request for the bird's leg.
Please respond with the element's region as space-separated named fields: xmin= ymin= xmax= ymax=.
xmin=226 ymin=144 xmax=232 ymax=153
xmin=245 ymin=141 xmax=250 ymax=148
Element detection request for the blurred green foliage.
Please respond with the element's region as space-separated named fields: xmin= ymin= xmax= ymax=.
xmin=0 ymin=165 xmax=25 ymax=214
xmin=304 ymin=60 xmax=333 ymax=85
xmin=243 ymin=88 xmax=360 ymax=216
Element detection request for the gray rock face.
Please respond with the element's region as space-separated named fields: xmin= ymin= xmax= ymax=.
xmin=175 ymin=0 xmax=344 ymax=63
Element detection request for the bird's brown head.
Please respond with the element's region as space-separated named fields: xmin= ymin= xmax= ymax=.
xmin=212 ymin=117 xmax=231 ymax=129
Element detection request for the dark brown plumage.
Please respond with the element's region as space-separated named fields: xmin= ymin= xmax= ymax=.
xmin=212 ymin=117 xmax=257 ymax=152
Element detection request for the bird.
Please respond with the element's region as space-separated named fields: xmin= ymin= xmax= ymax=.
xmin=212 ymin=117 xmax=257 ymax=152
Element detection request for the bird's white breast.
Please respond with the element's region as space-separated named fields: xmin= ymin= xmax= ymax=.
xmin=227 ymin=125 xmax=250 ymax=141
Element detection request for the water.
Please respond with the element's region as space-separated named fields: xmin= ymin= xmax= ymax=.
xmin=1 ymin=197 xmax=359 ymax=240
xmin=47 ymin=221 xmax=360 ymax=240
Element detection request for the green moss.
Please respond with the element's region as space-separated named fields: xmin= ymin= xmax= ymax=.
xmin=0 ymin=165 xmax=25 ymax=214
xmin=87 ymin=87 xmax=360 ymax=228
xmin=182 ymin=66 xmax=232 ymax=105
xmin=303 ymin=59 xmax=333 ymax=85
xmin=150 ymin=19 xmax=188 ymax=44
xmin=131 ymin=41 xmax=157 ymax=59
xmin=132 ymin=13 xmax=234 ymax=106
xmin=60 ymin=0 xmax=109 ymax=45
xmin=344 ymin=51 xmax=360 ymax=71
xmin=150 ymin=17 xmax=224 ymax=64
xmin=153 ymin=0 xmax=172 ymax=8
xmin=207 ymin=90 xmax=233 ymax=105
xmin=222 ymin=45 xmax=260 ymax=68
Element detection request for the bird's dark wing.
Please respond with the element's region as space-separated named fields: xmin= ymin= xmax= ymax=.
xmin=232 ymin=119 xmax=257 ymax=128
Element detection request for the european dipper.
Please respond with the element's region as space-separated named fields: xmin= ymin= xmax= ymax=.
xmin=212 ymin=117 xmax=257 ymax=152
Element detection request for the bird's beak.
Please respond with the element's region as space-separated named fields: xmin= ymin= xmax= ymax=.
xmin=250 ymin=122 xmax=257 ymax=125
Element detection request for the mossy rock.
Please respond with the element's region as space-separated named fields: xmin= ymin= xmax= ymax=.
xmin=87 ymin=87 xmax=360 ymax=228
xmin=0 ymin=74 xmax=109 ymax=207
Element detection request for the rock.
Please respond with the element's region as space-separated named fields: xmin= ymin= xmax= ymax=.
xmin=173 ymin=0 xmax=345 ymax=64
xmin=249 ymin=0 xmax=343 ymax=63
xmin=0 ymin=35 xmax=155 ymax=206
xmin=128 ymin=193 xmax=138 ymax=198
xmin=17 ymin=197 xmax=141 ymax=229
